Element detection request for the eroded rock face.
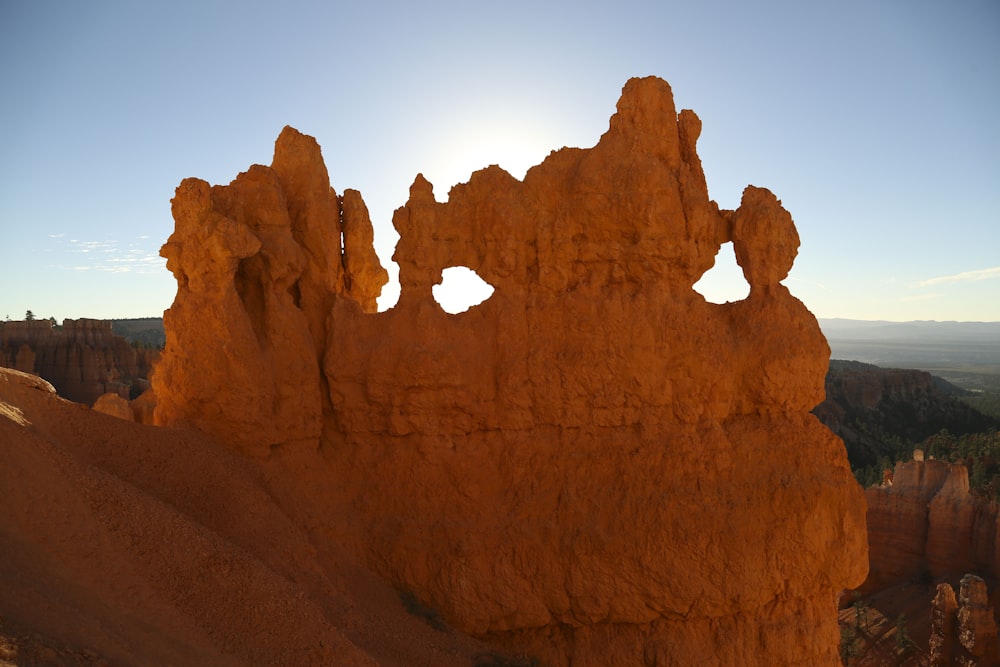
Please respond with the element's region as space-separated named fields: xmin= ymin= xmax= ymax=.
xmin=862 ymin=458 xmax=1000 ymax=595
xmin=92 ymin=392 xmax=134 ymax=421
xmin=151 ymin=127 xmax=388 ymax=453
xmin=930 ymin=575 xmax=1000 ymax=666
xmin=0 ymin=319 xmax=151 ymax=405
xmin=155 ymin=76 xmax=867 ymax=665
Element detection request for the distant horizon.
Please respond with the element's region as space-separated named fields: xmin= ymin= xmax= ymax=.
xmin=3 ymin=312 xmax=999 ymax=327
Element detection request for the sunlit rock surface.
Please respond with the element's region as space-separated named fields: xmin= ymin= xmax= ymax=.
xmin=151 ymin=127 xmax=388 ymax=454
xmin=153 ymin=76 xmax=867 ymax=665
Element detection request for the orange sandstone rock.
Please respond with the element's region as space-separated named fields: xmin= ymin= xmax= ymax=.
xmin=862 ymin=458 xmax=1000 ymax=595
xmin=92 ymin=392 xmax=134 ymax=421
xmin=155 ymin=76 xmax=867 ymax=665
xmin=152 ymin=130 xmax=388 ymax=454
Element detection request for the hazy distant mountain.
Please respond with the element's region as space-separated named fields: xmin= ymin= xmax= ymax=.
xmin=818 ymin=319 xmax=1000 ymax=370
xmin=819 ymin=318 xmax=1000 ymax=340
xmin=110 ymin=317 xmax=165 ymax=349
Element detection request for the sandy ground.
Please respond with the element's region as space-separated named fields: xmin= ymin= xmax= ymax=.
xmin=0 ymin=368 xmax=504 ymax=666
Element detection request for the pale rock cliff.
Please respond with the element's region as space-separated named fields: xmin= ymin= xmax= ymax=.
xmin=153 ymin=76 xmax=868 ymax=665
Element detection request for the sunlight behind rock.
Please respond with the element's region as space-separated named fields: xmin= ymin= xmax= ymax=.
xmin=432 ymin=266 xmax=495 ymax=314
xmin=693 ymin=241 xmax=750 ymax=303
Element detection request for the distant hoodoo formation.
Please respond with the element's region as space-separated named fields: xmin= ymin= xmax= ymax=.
xmin=0 ymin=318 xmax=156 ymax=406
xmin=153 ymin=77 xmax=868 ymax=665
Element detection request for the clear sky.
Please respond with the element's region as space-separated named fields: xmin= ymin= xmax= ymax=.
xmin=1 ymin=0 xmax=998 ymax=322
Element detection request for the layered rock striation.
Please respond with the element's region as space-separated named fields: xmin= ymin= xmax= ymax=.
xmin=153 ymin=77 xmax=868 ymax=665
xmin=862 ymin=457 xmax=1000 ymax=594
xmin=0 ymin=318 xmax=156 ymax=405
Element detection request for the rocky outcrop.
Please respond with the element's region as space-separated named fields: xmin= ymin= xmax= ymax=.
xmin=151 ymin=127 xmax=388 ymax=454
xmin=154 ymin=76 xmax=867 ymax=665
xmin=862 ymin=457 xmax=1000 ymax=594
xmin=931 ymin=582 xmax=960 ymax=666
xmin=92 ymin=392 xmax=134 ymax=421
xmin=0 ymin=318 xmax=156 ymax=405
xmin=929 ymin=575 xmax=1000 ymax=666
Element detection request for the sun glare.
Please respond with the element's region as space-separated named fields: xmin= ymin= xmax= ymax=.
xmin=423 ymin=119 xmax=556 ymax=193
xmin=432 ymin=266 xmax=495 ymax=314
xmin=693 ymin=242 xmax=750 ymax=304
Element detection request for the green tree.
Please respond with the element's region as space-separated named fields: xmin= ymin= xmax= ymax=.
xmin=853 ymin=599 xmax=869 ymax=633
xmin=894 ymin=613 xmax=914 ymax=656
xmin=970 ymin=458 xmax=988 ymax=490
xmin=840 ymin=624 xmax=859 ymax=663
xmin=25 ymin=309 xmax=34 ymax=321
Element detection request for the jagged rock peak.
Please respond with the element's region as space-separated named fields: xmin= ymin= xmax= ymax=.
xmin=152 ymin=125 xmax=388 ymax=453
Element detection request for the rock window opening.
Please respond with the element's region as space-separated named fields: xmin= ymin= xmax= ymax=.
xmin=432 ymin=266 xmax=495 ymax=314
xmin=693 ymin=241 xmax=750 ymax=304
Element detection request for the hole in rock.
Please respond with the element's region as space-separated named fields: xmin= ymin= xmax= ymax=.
xmin=693 ymin=242 xmax=750 ymax=304
xmin=432 ymin=266 xmax=495 ymax=314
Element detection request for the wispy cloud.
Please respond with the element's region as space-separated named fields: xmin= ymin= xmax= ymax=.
xmin=48 ymin=234 xmax=165 ymax=275
xmin=68 ymin=239 xmax=119 ymax=254
xmin=919 ymin=266 xmax=1000 ymax=287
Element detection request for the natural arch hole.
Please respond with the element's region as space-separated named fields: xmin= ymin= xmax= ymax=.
xmin=433 ymin=266 xmax=496 ymax=314
xmin=693 ymin=242 xmax=750 ymax=303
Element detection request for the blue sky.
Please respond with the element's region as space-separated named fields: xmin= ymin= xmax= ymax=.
xmin=1 ymin=0 xmax=998 ymax=322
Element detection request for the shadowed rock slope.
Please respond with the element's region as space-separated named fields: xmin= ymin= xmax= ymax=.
xmin=0 ymin=367 xmax=495 ymax=666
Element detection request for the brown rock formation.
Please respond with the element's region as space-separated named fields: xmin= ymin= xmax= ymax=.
xmin=151 ymin=76 xmax=867 ymax=665
xmin=151 ymin=127 xmax=387 ymax=455
xmin=0 ymin=318 xmax=155 ymax=405
xmin=862 ymin=457 xmax=1000 ymax=594
xmin=958 ymin=575 xmax=1000 ymax=665
xmin=92 ymin=392 xmax=134 ymax=421
xmin=930 ymin=582 xmax=960 ymax=666
xmin=929 ymin=575 xmax=1000 ymax=666
xmin=130 ymin=387 xmax=157 ymax=425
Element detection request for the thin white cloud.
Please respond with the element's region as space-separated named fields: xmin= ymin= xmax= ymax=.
xmin=68 ymin=239 xmax=119 ymax=253
xmin=52 ymin=235 xmax=165 ymax=275
xmin=919 ymin=266 xmax=1000 ymax=287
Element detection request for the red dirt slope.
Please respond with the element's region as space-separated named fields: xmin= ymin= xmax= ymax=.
xmin=0 ymin=367 xmax=493 ymax=666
